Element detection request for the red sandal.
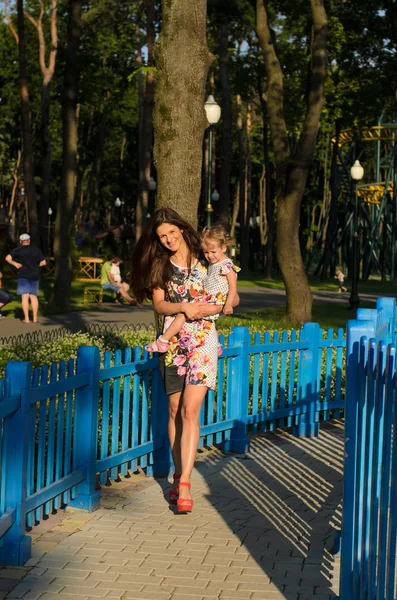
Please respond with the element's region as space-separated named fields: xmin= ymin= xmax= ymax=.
xmin=168 ymin=474 xmax=181 ymax=505
xmin=177 ymin=482 xmax=193 ymax=513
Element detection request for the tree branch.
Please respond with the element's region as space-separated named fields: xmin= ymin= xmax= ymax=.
xmin=4 ymin=0 xmax=19 ymax=44
xmin=48 ymin=0 xmax=58 ymax=82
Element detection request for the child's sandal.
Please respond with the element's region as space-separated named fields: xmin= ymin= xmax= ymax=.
xmin=145 ymin=337 xmax=170 ymax=353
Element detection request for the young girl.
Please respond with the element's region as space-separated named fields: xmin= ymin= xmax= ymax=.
xmin=145 ymin=225 xmax=240 ymax=353
xmin=334 ymin=267 xmax=347 ymax=293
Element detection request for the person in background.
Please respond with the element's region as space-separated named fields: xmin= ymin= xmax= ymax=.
xmin=100 ymin=257 xmax=136 ymax=304
xmin=0 ymin=271 xmax=13 ymax=319
xmin=5 ymin=233 xmax=46 ymax=323
xmin=334 ymin=267 xmax=347 ymax=293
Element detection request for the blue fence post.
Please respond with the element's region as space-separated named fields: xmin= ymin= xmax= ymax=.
xmin=223 ymin=326 xmax=250 ymax=454
xmin=337 ymin=318 xmax=375 ymax=600
xmin=150 ymin=358 xmax=171 ymax=477
xmin=0 ymin=361 xmax=32 ymax=566
xmin=293 ymin=322 xmax=321 ymax=438
xmin=69 ymin=346 xmax=101 ymax=511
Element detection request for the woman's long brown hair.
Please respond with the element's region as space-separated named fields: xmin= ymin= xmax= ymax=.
xmin=131 ymin=208 xmax=201 ymax=304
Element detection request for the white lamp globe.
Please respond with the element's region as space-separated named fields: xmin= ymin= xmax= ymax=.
xmin=48 ymin=207 xmax=53 ymax=216
xmin=115 ymin=197 xmax=122 ymax=208
xmin=204 ymin=95 xmax=221 ymax=125
xmin=350 ymin=160 xmax=364 ymax=181
xmin=211 ymin=189 xmax=220 ymax=203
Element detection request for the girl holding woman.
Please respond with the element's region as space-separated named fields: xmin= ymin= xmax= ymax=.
xmin=131 ymin=208 xmax=238 ymax=513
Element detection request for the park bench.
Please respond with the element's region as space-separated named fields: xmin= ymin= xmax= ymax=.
xmin=83 ymin=287 xmax=103 ymax=304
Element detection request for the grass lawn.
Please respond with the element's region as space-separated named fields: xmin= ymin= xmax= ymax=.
xmin=217 ymin=300 xmax=374 ymax=333
xmin=0 ymin=279 xmax=116 ymax=320
xmin=238 ymin=273 xmax=397 ymax=294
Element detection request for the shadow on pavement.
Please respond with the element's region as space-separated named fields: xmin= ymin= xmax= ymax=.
xmin=192 ymin=421 xmax=343 ymax=599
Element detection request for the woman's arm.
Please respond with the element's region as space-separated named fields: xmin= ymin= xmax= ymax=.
xmin=152 ymin=288 xmax=208 ymax=320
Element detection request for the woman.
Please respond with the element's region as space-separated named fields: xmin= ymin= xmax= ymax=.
xmin=131 ymin=208 xmax=235 ymax=513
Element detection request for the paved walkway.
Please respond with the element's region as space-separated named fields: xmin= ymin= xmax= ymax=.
xmin=0 ymin=421 xmax=343 ymax=600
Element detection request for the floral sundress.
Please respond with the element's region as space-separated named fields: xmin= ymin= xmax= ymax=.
xmin=163 ymin=260 xmax=219 ymax=390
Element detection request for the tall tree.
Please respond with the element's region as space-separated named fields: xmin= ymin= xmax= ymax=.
xmin=136 ymin=0 xmax=155 ymax=242
xmin=255 ymin=0 xmax=328 ymax=323
xmin=25 ymin=0 xmax=58 ymax=254
xmin=153 ymin=0 xmax=213 ymax=227
xmin=51 ymin=0 xmax=82 ymax=308
xmin=217 ymin=6 xmax=233 ymax=226
xmin=12 ymin=0 xmax=40 ymax=244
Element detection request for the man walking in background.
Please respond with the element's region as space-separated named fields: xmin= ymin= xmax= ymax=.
xmin=5 ymin=234 xmax=46 ymax=323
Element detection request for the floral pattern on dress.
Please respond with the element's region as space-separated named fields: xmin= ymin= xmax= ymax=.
xmin=162 ymin=261 xmax=218 ymax=389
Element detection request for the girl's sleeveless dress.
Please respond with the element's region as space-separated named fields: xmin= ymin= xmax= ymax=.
xmin=162 ymin=261 xmax=219 ymax=390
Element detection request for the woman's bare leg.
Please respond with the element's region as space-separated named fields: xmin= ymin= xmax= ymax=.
xmin=168 ymin=391 xmax=183 ymax=487
xmin=179 ymin=384 xmax=207 ymax=500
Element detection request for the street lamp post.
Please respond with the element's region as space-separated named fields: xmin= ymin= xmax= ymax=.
xmin=204 ymin=95 xmax=221 ymax=227
xmin=115 ymin=197 xmax=122 ymax=224
xmin=349 ymin=160 xmax=364 ymax=311
xmin=48 ymin=207 xmax=53 ymax=253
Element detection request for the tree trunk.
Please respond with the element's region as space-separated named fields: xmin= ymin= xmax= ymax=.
xmin=136 ymin=0 xmax=155 ymax=242
xmin=17 ymin=0 xmax=39 ymax=245
xmin=230 ymin=182 xmax=240 ymax=241
xmin=51 ymin=0 xmax=82 ymax=308
xmin=236 ymin=93 xmax=245 ymax=266
xmin=153 ymin=0 xmax=213 ymax=228
xmin=322 ymin=121 xmax=340 ymax=279
xmin=255 ymin=0 xmax=328 ymax=324
xmin=25 ymin=0 xmax=58 ymax=255
xmin=93 ymin=89 xmax=111 ymax=210
xmin=240 ymin=102 xmax=252 ymax=273
xmin=218 ymin=17 xmax=233 ymax=227
xmin=39 ymin=82 xmax=51 ymax=254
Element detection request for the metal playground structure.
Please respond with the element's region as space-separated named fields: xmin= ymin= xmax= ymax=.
xmin=307 ymin=116 xmax=397 ymax=281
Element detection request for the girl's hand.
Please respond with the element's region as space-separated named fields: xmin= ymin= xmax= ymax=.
xmin=223 ymin=305 xmax=233 ymax=315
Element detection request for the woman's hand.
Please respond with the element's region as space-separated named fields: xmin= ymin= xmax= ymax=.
xmin=182 ymin=302 xmax=208 ymax=320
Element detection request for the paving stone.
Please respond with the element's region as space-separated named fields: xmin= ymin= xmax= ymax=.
xmin=121 ymin=591 xmax=171 ymax=600
xmin=40 ymin=595 xmax=89 ymax=600
xmin=218 ymin=592 xmax=252 ymax=599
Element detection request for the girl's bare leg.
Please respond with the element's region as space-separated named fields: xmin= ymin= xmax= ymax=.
xmin=168 ymin=391 xmax=183 ymax=488
xmin=179 ymin=384 xmax=208 ymax=500
xmin=161 ymin=313 xmax=186 ymax=342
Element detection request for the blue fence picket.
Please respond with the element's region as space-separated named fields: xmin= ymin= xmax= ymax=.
xmin=64 ymin=358 xmax=75 ymax=503
xmin=287 ymin=330 xmax=297 ymax=427
xmin=44 ymin=363 xmax=58 ymax=516
xmin=54 ymin=361 xmax=66 ymax=510
xmin=131 ymin=346 xmax=141 ymax=473
xmin=0 ymin=361 xmax=32 ymax=566
xmin=100 ymin=351 xmax=111 ymax=485
xmin=251 ymin=332 xmax=261 ymax=434
xmin=120 ymin=347 xmax=132 ymax=477
xmin=35 ymin=365 xmax=48 ymax=523
xmin=111 ymin=349 xmax=122 ymax=481
xmin=279 ymin=330 xmax=288 ymax=428
xmin=140 ymin=349 xmax=150 ymax=470
xmin=334 ymin=329 xmax=344 ymax=419
xmin=216 ymin=334 xmax=226 ymax=444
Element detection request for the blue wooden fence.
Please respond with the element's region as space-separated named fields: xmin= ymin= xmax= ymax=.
xmin=0 ymin=323 xmax=345 ymax=566
xmin=338 ymin=297 xmax=397 ymax=600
